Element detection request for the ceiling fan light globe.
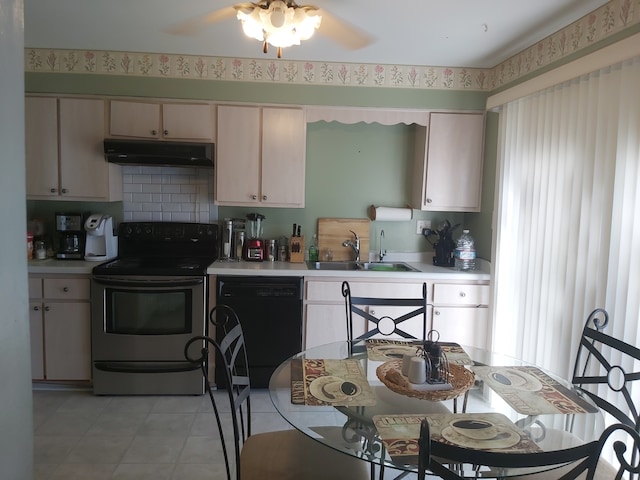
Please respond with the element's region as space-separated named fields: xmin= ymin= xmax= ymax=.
xmin=293 ymin=11 xmax=321 ymax=40
xmin=236 ymin=0 xmax=322 ymax=53
xmin=268 ymin=31 xmax=299 ymax=47
xmin=237 ymin=9 xmax=266 ymax=41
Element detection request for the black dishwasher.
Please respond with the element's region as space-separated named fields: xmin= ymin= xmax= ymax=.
xmin=215 ymin=276 xmax=303 ymax=388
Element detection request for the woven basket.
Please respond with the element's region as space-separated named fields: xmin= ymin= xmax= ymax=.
xmin=376 ymin=359 xmax=475 ymax=401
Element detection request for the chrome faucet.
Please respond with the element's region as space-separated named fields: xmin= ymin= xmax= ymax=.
xmin=378 ymin=229 xmax=386 ymax=262
xmin=342 ymin=230 xmax=360 ymax=262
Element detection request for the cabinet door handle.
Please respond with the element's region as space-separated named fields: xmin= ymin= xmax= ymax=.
xmin=262 ymin=195 xmax=267 ymax=201
xmin=434 ymin=310 xmax=440 ymax=315
xmin=63 ymin=287 xmax=69 ymax=293
xmin=251 ymin=194 xmax=257 ymax=200
xmin=163 ymin=130 xmax=169 ymax=136
xmin=44 ymin=306 xmax=50 ymax=312
xmin=61 ymin=188 xmax=68 ymax=194
xmin=151 ymin=129 xmax=158 ymax=136
xmin=33 ymin=306 xmax=40 ymax=312
xmin=459 ymin=292 xmax=466 ymax=297
xmin=50 ymin=188 xmax=57 ymax=193
xmin=426 ymin=198 xmax=433 ymax=204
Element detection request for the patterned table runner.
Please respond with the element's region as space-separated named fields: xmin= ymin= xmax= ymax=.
xmin=290 ymin=358 xmax=376 ymax=406
xmin=365 ymin=339 xmax=473 ymax=365
xmin=472 ymin=365 xmax=598 ymax=415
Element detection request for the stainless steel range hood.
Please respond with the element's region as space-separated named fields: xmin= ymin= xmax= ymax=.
xmin=104 ymin=139 xmax=214 ymax=167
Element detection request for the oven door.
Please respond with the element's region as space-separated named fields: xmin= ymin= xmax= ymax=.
xmin=91 ymin=275 xmax=206 ymax=364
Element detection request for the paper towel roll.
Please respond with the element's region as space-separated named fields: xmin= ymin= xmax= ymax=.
xmin=368 ymin=205 xmax=414 ymax=221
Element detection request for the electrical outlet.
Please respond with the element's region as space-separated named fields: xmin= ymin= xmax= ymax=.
xmin=416 ymin=220 xmax=431 ymax=235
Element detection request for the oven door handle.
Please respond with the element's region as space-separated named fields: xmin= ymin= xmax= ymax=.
xmin=94 ymin=361 xmax=200 ymax=374
xmin=92 ymin=276 xmax=204 ymax=288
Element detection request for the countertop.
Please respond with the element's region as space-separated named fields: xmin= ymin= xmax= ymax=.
xmin=207 ymin=253 xmax=491 ymax=281
xmin=28 ymin=258 xmax=103 ymax=275
xmin=27 ymin=254 xmax=491 ymax=281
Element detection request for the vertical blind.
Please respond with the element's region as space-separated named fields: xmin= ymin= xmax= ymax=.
xmin=493 ymin=57 xmax=640 ymax=411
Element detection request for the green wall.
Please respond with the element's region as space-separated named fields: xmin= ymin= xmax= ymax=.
xmin=25 ymin=73 xmax=495 ymax=260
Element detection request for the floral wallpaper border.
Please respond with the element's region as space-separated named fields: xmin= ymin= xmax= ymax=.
xmin=25 ymin=0 xmax=639 ymax=92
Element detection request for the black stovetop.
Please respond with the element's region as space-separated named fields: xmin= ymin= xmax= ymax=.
xmin=92 ymin=222 xmax=218 ymax=276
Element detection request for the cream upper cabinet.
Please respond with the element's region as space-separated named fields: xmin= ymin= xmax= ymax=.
xmin=261 ymin=107 xmax=306 ymax=206
xmin=25 ymin=96 xmax=122 ymax=201
xmin=215 ymin=105 xmax=306 ymax=208
xmin=109 ymin=100 xmax=215 ymax=141
xmin=412 ymin=112 xmax=485 ymax=212
xmin=25 ymin=97 xmax=58 ymax=197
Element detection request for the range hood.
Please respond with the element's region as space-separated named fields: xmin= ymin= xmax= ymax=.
xmin=104 ymin=139 xmax=214 ymax=167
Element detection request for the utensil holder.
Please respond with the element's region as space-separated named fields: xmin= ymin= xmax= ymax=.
xmin=289 ymin=236 xmax=305 ymax=263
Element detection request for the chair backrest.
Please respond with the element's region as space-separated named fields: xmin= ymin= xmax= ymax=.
xmin=422 ymin=420 xmax=640 ymax=479
xmin=184 ymin=304 xmax=250 ymax=480
xmin=572 ymin=308 xmax=640 ymax=429
xmin=342 ymin=281 xmax=428 ymax=342
xmin=417 ymin=419 xmax=431 ymax=480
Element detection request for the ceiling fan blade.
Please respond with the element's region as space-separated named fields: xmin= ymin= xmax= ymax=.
xmin=165 ymin=6 xmax=239 ymax=35
xmin=316 ymin=8 xmax=375 ymax=50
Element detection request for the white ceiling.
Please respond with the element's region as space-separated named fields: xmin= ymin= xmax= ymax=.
xmin=24 ymin=0 xmax=610 ymax=68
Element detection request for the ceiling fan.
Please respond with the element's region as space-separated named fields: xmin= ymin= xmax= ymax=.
xmin=167 ymin=0 xmax=375 ymax=58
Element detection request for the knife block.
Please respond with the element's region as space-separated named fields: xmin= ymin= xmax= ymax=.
xmin=289 ymin=236 xmax=305 ymax=263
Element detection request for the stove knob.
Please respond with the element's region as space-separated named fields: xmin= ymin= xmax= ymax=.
xmin=123 ymin=225 xmax=133 ymax=236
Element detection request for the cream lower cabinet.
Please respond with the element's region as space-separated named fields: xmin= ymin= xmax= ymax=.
xmin=108 ymin=100 xmax=215 ymax=140
xmin=28 ymin=275 xmax=92 ymax=381
xmin=304 ymin=278 xmax=430 ymax=349
xmin=430 ymin=283 xmax=490 ymax=349
xmin=25 ymin=96 xmax=122 ymax=201
xmin=215 ymin=105 xmax=306 ymax=207
xmin=412 ymin=112 xmax=485 ymax=212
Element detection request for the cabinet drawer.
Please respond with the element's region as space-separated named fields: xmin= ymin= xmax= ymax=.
xmin=433 ymin=284 xmax=489 ymax=306
xmin=432 ymin=306 xmax=489 ymax=349
xmin=306 ymin=280 xmax=427 ymax=303
xmin=43 ymin=278 xmax=90 ymax=300
xmin=29 ymin=277 xmax=43 ymax=298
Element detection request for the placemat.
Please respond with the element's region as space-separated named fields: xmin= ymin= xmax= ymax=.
xmin=291 ymin=358 xmax=376 ymax=406
xmin=373 ymin=412 xmax=541 ymax=465
xmin=366 ymin=339 xmax=474 ymax=365
xmin=472 ymin=366 xmax=598 ymax=415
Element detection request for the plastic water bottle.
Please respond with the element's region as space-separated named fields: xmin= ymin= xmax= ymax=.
xmin=308 ymin=234 xmax=319 ymax=262
xmin=454 ymin=230 xmax=476 ymax=271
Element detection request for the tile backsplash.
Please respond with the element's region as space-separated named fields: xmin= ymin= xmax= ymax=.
xmin=122 ymin=165 xmax=217 ymax=223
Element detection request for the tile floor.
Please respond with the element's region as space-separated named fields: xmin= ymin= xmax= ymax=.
xmin=33 ymin=387 xmax=416 ymax=480
xmin=32 ymin=387 xmax=293 ymax=480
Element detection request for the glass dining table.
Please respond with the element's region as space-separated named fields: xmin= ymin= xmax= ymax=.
xmin=268 ymin=340 xmax=605 ymax=479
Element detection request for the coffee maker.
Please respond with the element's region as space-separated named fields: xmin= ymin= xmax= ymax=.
xmin=84 ymin=214 xmax=118 ymax=261
xmin=55 ymin=212 xmax=86 ymax=260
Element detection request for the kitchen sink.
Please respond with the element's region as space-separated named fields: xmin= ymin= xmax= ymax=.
xmin=306 ymin=261 xmax=419 ymax=272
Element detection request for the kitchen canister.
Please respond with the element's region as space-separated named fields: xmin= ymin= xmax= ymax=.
xmin=267 ymin=239 xmax=277 ymax=261
xmin=407 ymin=356 xmax=427 ymax=384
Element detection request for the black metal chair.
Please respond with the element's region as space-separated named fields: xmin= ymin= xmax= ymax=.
xmin=509 ymin=308 xmax=640 ymax=480
xmin=417 ymin=419 xmax=432 ymax=480
xmin=342 ymin=281 xmax=437 ymax=480
xmin=342 ymin=280 xmax=429 ymax=342
xmin=571 ymin=308 xmax=640 ymax=429
xmin=418 ymin=419 xmax=640 ymax=480
xmin=184 ymin=304 xmax=370 ymax=480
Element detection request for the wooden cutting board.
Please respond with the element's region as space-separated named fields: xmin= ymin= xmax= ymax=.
xmin=317 ymin=218 xmax=370 ymax=262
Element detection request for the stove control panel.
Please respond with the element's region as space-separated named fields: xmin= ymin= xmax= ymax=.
xmin=117 ymin=222 xmax=218 ymax=259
